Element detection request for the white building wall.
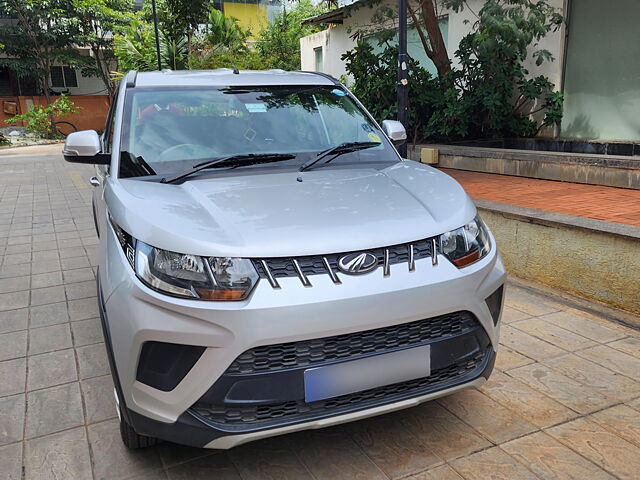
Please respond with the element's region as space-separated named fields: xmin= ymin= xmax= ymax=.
xmin=301 ymin=0 xmax=566 ymax=92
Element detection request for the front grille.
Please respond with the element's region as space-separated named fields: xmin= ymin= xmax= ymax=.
xmin=227 ymin=311 xmax=478 ymax=374
xmin=252 ymin=237 xmax=436 ymax=287
xmin=192 ymin=349 xmax=488 ymax=426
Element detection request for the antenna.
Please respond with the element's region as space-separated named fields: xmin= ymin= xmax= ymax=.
xmin=232 ymin=65 xmax=240 ymax=75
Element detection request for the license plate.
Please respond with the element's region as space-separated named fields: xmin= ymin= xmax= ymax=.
xmin=304 ymin=345 xmax=431 ymax=403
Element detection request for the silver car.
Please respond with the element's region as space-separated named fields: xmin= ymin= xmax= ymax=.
xmin=63 ymin=69 xmax=505 ymax=449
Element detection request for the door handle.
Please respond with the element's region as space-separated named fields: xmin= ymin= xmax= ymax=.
xmin=89 ymin=176 xmax=100 ymax=187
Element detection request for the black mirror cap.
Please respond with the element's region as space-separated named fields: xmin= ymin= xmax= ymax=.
xmin=63 ymin=152 xmax=111 ymax=165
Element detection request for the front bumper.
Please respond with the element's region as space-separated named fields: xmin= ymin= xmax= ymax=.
xmin=100 ymin=238 xmax=505 ymax=448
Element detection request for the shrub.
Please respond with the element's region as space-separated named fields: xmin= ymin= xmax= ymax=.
xmin=342 ymin=0 xmax=564 ymax=142
xmin=6 ymin=94 xmax=79 ymax=139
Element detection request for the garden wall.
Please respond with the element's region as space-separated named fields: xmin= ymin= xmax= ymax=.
xmin=0 ymin=95 xmax=110 ymax=133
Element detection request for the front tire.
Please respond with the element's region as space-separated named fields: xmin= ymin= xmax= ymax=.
xmin=119 ymin=410 xmax=159 ymax=449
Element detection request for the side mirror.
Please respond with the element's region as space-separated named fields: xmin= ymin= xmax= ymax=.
xmin=381 ymin=120 xmax=407 ymax=146
xmin=63 ymin=130 xmax=110 ymax=164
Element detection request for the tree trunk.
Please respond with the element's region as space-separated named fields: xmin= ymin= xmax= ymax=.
xmin=407 ymin=0 xmax=451 ymax=77
xmin=420 ymin=0 xmax=451 ymax=77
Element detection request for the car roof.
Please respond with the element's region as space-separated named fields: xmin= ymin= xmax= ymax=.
xmin=131 ymin=69 xmax=336 ymax=87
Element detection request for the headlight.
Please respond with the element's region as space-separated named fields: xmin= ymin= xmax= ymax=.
xmin=439 ymin=216 xmax=491 ymax=268
xmin=109 ymin=218 xmax=258 ymax=301
xmin=135 ymin=241 xmax=258 ymax=301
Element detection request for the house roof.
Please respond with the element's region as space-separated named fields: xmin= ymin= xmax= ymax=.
xmin=302 ymin=3 xmax=357 ymax=25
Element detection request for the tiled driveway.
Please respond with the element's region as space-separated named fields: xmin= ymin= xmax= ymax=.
xmin=1 ymin=145 xmax=640 ymax=480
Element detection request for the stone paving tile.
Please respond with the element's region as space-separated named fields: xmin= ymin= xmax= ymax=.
xmin=28 ymin=323 xmax=72 ymax=355
xmin=546 ymin=417 xmax=640 ymax=480
xmin=543 ymin=353 xmax=640 ymax=402
xmin=494 ymin=346 xmax=534 ymax=371
xmin=535 ymin=310 xmax=627 ymax=343
xmin=77 ymin=342 xmax=110 ymax=379
xmin=500 ymin=305 xmax=532 ymax=324
xmin=0 ymin=275 xmax=29 ymax=294
xmin=29 ymin=301 xmax=69 ymax=328
xmin=0 ymin=290 xmax=29 ymax=311
xmin=502 ymin=431 xmax=616 ymax=480
xmin=503 ymin=287 xmax=562 ymax=316
xmin=81 ymin=374 xmax=116 ymax=423
xmin=166 ymin=452 xmax=240 ymax=480
xmin=0 ymin=394 xmax=25 ymax=445
xmin=0 ymin=442 xmax=22 ymax=480
xmin=437 ymin=388 xmax=537 ymax=444
xmin=607 ymin=336 xmax=640 ymax=359
xmin=27 ymin=348 xmax=77 ymax=391
xmin=0 ymin=307 xmax=28 ymax=333
xmin=228 ymin=439 xmax=314 ymax=480
xmin=408 ymin=464 xmax=464 ymax=480
xmin=499 ymin=325 xmax=566 ymax=361
xmin=511 ymin=317 xmax=597 ymax=351
xmin=25 ymin=383 xmax=84 ymax=438
xmin=24 ymin=427 xmax=93 ymax=480
xmin=449 ymin=446 xmax=539 ymax=480
xmin=0 ymin=357 xmax=26 ymax=397
xmin=508 ymin=363 xmax=615 ymax=414
xmin=29 ymin=285 xmax=65 ymax=307
xmin=71 ymin=317 xmax=103 ymax=346
xmin=479 ymin=371 xmax=577 ymax=428
xmin=68 ymin=296 xmax=99 ymax=321
xmin=347 ymin=410 xmax=442 ymax=478
xmin=0 ymin=330 xmax=27 ymax=361
xmin=402 ymin=402 xmax=491 ymax=461
xmin=575 ymin=344 xmax=640 ymax=379
xmin=30 ymin=270 xmax=63 ymax=289
xmin=289 ymin=429 xmax=388 ymax=480
xmin=589 ymin=405 xmax=640 ymax=447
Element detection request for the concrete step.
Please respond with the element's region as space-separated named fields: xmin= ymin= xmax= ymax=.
xmin=409 ymin=144 xmax=640 ymax=190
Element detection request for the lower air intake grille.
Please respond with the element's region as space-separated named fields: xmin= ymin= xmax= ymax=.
xmin=226 ymin=311 xmax=478 ymax=374
xmin=191 ymin=349 xmax=488 ymax=426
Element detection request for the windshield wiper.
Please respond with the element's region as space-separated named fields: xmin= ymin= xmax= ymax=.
xmin=299 ymin=141 xmax=381 ymax=172
xmin=160 ymin=153 xmax=296 ymax=184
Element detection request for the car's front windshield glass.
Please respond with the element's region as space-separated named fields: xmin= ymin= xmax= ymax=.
xmin=118 ymin=85 xmax=399 ymax=179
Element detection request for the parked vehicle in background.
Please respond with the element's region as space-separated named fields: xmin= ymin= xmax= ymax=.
xmin=63 ymin=69 xmax=505 ymax=449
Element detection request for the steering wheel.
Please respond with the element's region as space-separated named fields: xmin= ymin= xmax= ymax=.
xmin=157 ymin=144 xmax=219 ymax=162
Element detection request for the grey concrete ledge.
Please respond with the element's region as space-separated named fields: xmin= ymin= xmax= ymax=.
xmin=421 ymin=144 xmax=640 ymax=170
xmin=475 ymin=199 xmax=640 ymax=242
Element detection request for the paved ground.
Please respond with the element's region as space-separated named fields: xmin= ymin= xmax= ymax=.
xmin=442 ymin=169 xmax=640 ymax=227
xmin=2 ymin=145 xmax=640 ymax=480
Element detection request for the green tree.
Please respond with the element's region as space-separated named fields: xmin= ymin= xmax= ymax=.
xmin=0 ymin=0 xmax=89 ymax=106
xmin=255 ymin=0 xmax=327 ymax=70
xmin=114 ymin=17 xmax=188 ymax=72
xmin=344 ymin=0 xmax=564 ymax=141
xmin=69 ymin=0 xmax=135 ymax=96
xmin=142 ymin=0 xmax=211 ymax=52
xmin=204 ymin=8 xmax=251 ymax=53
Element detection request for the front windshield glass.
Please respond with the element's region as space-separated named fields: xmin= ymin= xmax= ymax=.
xmin=118 ymin=85 xmax=399 ymax=178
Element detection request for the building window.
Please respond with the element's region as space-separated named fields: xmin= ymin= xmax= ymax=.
xmin=314 ymin=47 xmax=323 ymax=73
xmin=50 ymin=66 xmax=78 ymax=88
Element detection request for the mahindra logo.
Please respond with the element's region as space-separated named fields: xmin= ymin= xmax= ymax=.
xmin=337 ymin=252 xmax=378 ymax=275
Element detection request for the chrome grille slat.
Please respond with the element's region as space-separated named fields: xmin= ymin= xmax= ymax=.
xmin=292 ymin=259 xmax=311 ymax=287
xmin=260 ymin=260 xmax=280 ymax=289
xmin=322 ymin=257 xmax=341 ymax=284
xmin=408 ymin=244 xmax=415 ymax=271
xmin=252 ymin=236 xmax=437 ymax=287
xmin=383 ymin=248 xmax=390 ymax=276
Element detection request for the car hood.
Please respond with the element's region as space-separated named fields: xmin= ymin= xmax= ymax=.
xmin=106 ymin=162 xmax=477 ymax=257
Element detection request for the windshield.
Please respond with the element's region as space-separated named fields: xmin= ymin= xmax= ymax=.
xmin=118 ymin=85 xmax=399 ymax=178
